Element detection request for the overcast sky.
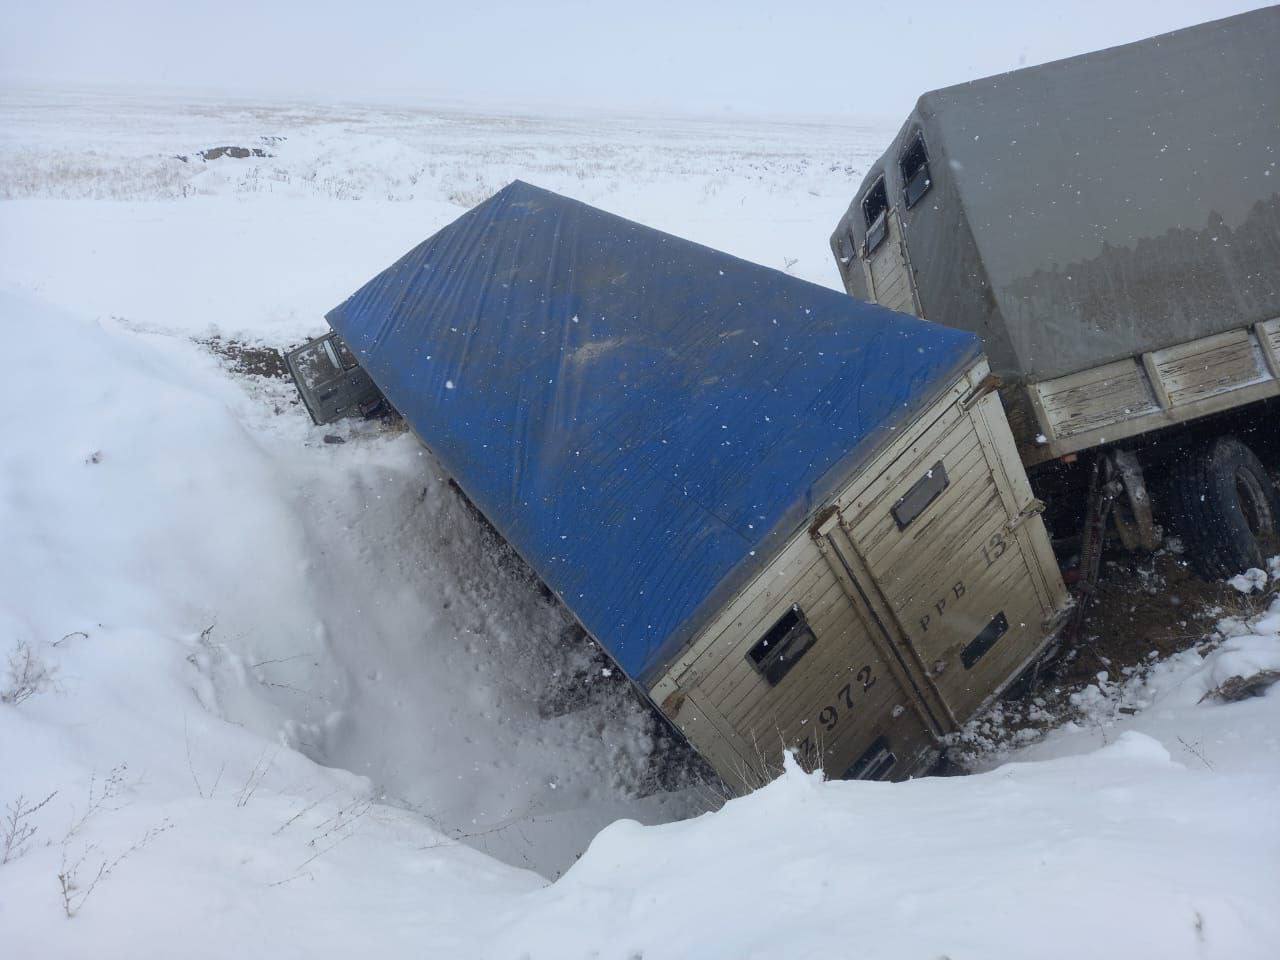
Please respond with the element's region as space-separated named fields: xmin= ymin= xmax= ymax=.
xmin=1 ymin=0 xmax=1271 ymax=118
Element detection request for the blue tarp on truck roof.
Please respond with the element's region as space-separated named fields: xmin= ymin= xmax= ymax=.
xmin=326 ymin=181 xmax=981 ymax=686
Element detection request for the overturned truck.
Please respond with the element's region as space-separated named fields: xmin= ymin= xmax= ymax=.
xmin=290 ymin=181 xmax=1069 ymax=791
xmin=831 ymin=7 xmax=1280 ymax=579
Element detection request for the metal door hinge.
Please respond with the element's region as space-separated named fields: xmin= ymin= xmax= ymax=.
xmin=960 ymin=373 xmax=1002 ymax=411
xmin=1006 ymin=498 xmax=1046 ymax=534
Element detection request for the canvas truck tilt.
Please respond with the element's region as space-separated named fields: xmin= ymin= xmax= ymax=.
xmin=831 ymin=7 xmax=1280 ymax=463
xmin=298 ymin=182 xmax=1069 ymax=792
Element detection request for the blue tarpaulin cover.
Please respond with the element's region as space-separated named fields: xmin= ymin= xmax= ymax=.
xmin=327 ymin=182 xmax=981 ymax=685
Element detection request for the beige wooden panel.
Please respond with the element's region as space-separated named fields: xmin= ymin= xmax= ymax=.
xmin=689 ymin=554 xmax=828 ymax=694
xmin=868 ymin=476 xmax=1001 ymax=615
xmin=1149 ymin=328 xmax=1270 ymax=408
xmin=710 ymin=577 xmax=847 ymax=718
xmin=703 ymin=569 xmax=844 ymax=714
xmin=1260 ymin=318 xmax=1280 ymax=375
xmin=727 ymin=611 xmax=925 ymax=780
xmin=968 ymin=390 xmax=1069 ymax=616
xmin=857 ymin=441 xmax=990 ymax=572
xmin=868 ymin=240 xmax=907 ymax=288
xmin=840 ymin=402 xmax=967 ymax=532
xmin=730 ymin=585 xmax=925 ymax=739
xmin=819 ymin=522 xmax=954 ymax=733
xmin=852 ymin=423 xmax=982 ymax=547
xmin=667 ymin=534 xmax=821 ymax=689
xmin=833 ymin=373 xmax=976 ymax=518
xmin=871 ymin=272 xmax=913 ymax=316
xmin=1024 ymin=323 xmax=1280 ymax=466
xmin=877 ymin=482 xmax=1003 ymax=610
xmin=877 ymin=485 xmax=1003 ymax=614
xmin=1024 ymin=377 xmax=1280 ymax=466
xmin=716 ymin=583 xmax=856 ymax=727
xmin=1255 ymin=319 xmax=1280 ymax=379
xmin=1034 ymin=359 xmax=1160 ymax=439
xmin=869 ymin=503 xmax=1047 ymax=720
xmin=662 ymin=687 xmax=755 ymax=785
xmin=691 ymin=571 xmax=935 ymax=785
xmin=878 ymin=423 xmax=1051 ymax=643
xmin=866 ymin=212 xmax=917 ymax=316
xmin=840 ymin=377 xmax=1066 ymax=722
xmin=970 ymin=392 xmax=1038 ymax=516
xmin=730 ymin=616 xmax=862 ymax=733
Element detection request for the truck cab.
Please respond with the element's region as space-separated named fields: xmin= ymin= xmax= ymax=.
xmin=285 ymin=331 xmax=384 ymax=425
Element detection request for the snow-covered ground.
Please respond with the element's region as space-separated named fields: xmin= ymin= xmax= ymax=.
xmin=1 ymin=88 xmax=1278 ymax=959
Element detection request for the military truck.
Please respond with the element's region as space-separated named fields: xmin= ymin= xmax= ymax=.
xmin=289 ymin=181 xmax=1070 ymax=792
xmin=830 ymin=8 xmax=1280 ymax=581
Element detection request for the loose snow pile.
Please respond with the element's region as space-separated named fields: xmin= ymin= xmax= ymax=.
xmin=1 ymin=91 xmax=1278 ymax=959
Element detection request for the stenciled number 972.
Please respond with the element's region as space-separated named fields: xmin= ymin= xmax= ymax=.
xmin=796 ymin=665 xmax=876 ymax=766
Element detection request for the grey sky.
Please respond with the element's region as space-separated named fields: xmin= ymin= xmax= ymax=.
xmin=1 ymin=0 xmax=1271 ymax=118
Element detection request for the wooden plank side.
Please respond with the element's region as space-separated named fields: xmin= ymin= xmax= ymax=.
xmin=868 ymin=254 xmax=906 ymax=290
xmin=729 ymin=616 xmax=909 ymax=766
xmin=1150 ymin=328 xmax=1269 ymax=408
xmin=968 ymin=390 xmax=1069 ymax=617
xmin=838 ymin=361 xmax=1069 ymax=723
xmin=730 ymin=616 xmax=862 ymax=733
xmin=1256 ymin=318 xmax=1280 ymax=379
xmin=1025 ymin=377 xmax=1280 ymax=466
xmin=855 ymin=411 xmax=997 ymax=590
xmin=866 ymin=213 xmax=918 ymax=316
xmin=869 ymin=251 xmax=908 ymax=289
xmin=857 ymin=441 xmax=991 ymax=571
xmin=661 ymin=687 xmax=755 ymax=785
xmin=840 ymin=402 xmax=968 ymax=531
xmin=851 ymin=420 xmax=982 ymax=545
xmin=709 ymin=576 xmax=848 ymax=715
xmin=1034 ymin=358 xmax=1160 ymax=439
xmin=878 ymin=490 xmax=1005 ymax=615
xmin=873 ymin=275 xmax=915 ymax=316
xmin=687 ymin=553 xmax=828 ymax=694
xmin=714 ymin=580 xmax=859 ymax=725
xmin=697 ymin=573 xmax=937 ymax=786
xmin=873 ymin=276 xmax=912 ymax=315
xmin=820 ymin=523 xmax=954 ymax=733
xmin=1023 ymin=322 xmax=1280 ymax=466
xmin=705 ymin=570 xmax=845 ymax=714
xmin=666 ymin=534 xmax=820 ymax=689
xmin=877 ymin=483 xmax=1004 ymax=611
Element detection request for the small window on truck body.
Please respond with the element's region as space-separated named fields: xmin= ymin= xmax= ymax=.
xmin=900 ymin=132 xmax=932 ymax=208
xmin=861 ymin=176 xmax=889 ymax=256
xmin=293 ymin=339 xmax=343 ymax=391
xmin=892 ymin=461 xmax=949 ymax=530
xmin=844 ymin=735 xmax=896 ymax=781
xmin=747 ymin=605 xmax=817 ymax=687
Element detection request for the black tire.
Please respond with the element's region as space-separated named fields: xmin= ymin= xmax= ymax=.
xmin=1169 ymin=436 xmax=1280 ymax=580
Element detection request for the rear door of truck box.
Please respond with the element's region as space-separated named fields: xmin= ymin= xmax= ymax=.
xmin=819 ymin=362 xmax=1069 ymax=726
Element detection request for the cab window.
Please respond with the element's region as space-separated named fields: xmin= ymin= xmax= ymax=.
xmin=861 ymin=176 xmax=889 ymax=256
xmin=900 ymin=133 xmax=932 ymax=208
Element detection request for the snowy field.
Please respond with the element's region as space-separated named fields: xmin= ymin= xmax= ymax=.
xmin=1 ymin=87 xmax=1278 ymax=959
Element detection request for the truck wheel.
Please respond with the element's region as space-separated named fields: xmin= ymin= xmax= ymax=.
xmin=1169 ymin=436 xmax=1279 ymax=580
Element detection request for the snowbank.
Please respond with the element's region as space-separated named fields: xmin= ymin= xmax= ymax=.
xmin=490 ymin=720 xmax=1279 ymax=959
